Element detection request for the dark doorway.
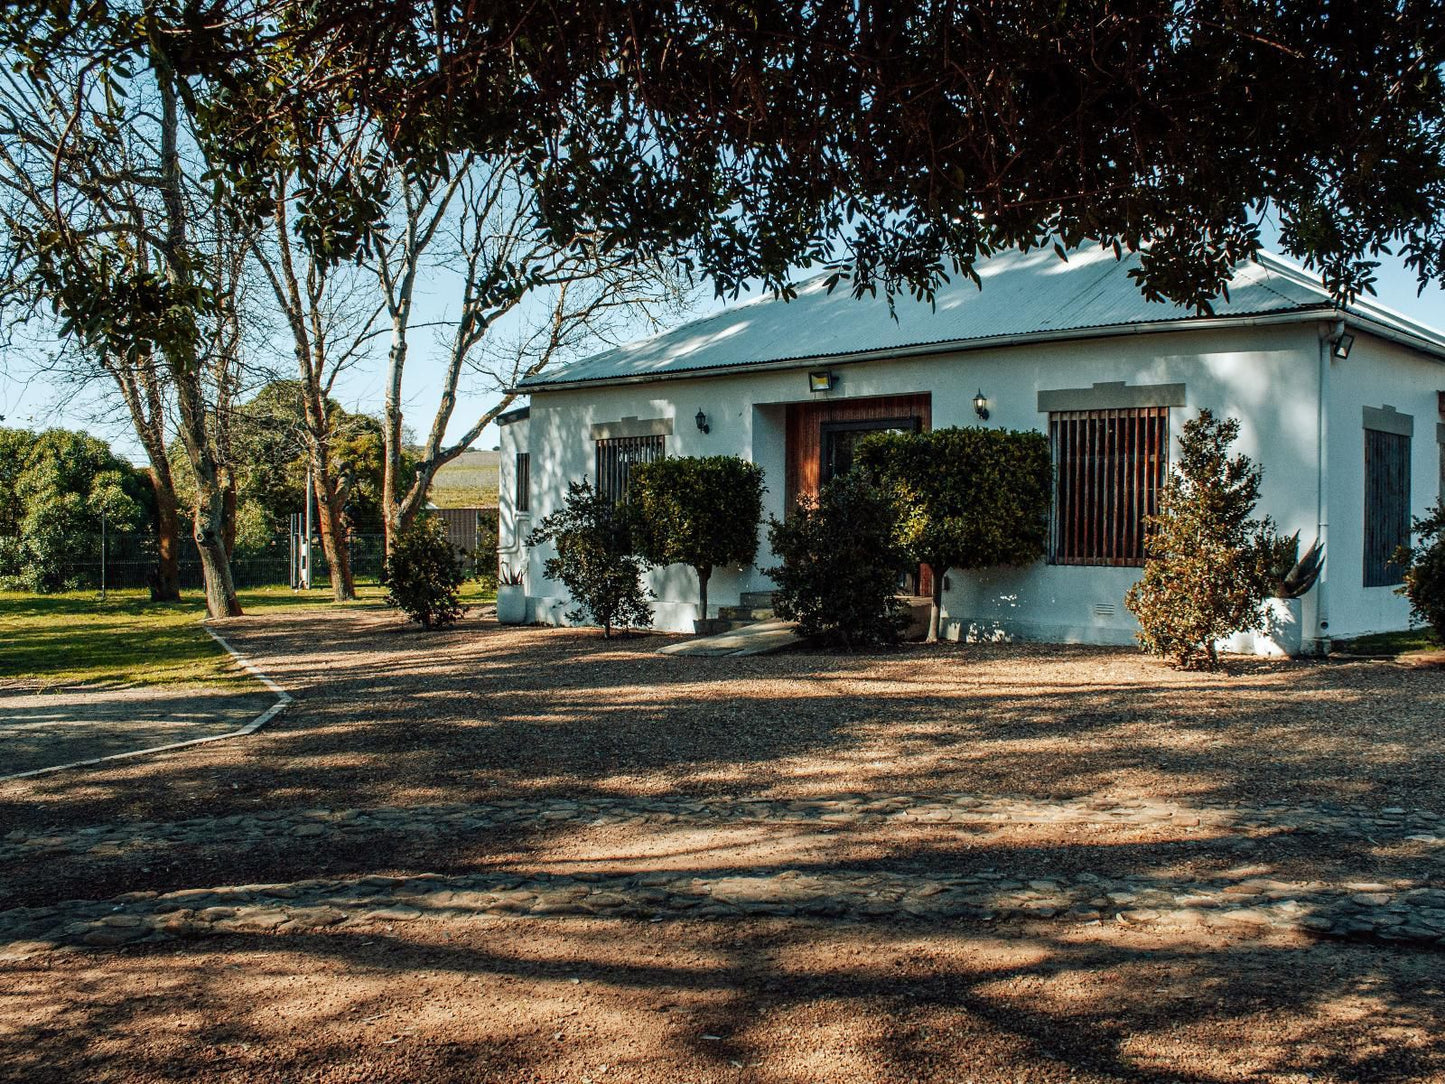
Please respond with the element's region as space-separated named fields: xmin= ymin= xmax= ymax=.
xmin=819 ymin=416 xmax=921 ymax=485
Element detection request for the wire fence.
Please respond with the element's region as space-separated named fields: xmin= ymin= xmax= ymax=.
xmin=23 ymin=508 xmax=498 ymax=593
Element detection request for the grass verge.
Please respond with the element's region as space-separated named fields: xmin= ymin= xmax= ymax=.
xmin=1334 ymin=627 xmax=1442 ymax=657
xmin=0 ymin=581 xmax=496 ymax=689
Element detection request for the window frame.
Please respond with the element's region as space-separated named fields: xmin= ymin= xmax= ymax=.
xmin=1048 ymin=406 xmax=1169 ymax=567
xmin=594 ymin=433 xmax=665 ymax=502
xmin=514 ymin=452 xmax=531 ymax=513
xmin=1363 ymin=427 xmax=1412 ymax=588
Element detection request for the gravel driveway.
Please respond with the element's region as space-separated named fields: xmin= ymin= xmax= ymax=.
xmin=1 ymin=608 xmax=1443 ymax=1083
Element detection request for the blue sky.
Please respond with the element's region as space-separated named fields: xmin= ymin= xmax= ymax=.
xmin=4 ymin=237 xmax=1443 ymax=464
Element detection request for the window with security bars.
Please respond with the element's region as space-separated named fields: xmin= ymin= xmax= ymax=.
xmin=1049 ymin=407 xmax=1169 ymax=566
xmin=515 ymin=453 xmax=530 ymax=513
xmin=1364 ymin=428 xmax=1411 ymax=587
xmin=595 ymin=434 xmax=664 ymax=502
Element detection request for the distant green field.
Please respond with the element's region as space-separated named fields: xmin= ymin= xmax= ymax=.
xmin=430 ymin=449 xmax=499 ymax=509
xmin=0 ymin=582 xmax=497 ymax=689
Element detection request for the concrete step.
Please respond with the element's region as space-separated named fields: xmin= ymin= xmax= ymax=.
xmin=716 ymin=606 xmax=776 ymax=622
xmin=659 ymin=618 xmax=803 ymax=657
xmin=739 ymin=591 xmax=776 ymax=608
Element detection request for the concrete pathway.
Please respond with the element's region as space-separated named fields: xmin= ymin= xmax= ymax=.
xmin=0 ymin=684 xmax=278 ymax=779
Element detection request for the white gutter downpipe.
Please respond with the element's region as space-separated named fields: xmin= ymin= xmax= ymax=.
xmin=1312 ymin=318 xmax=1341 ymax=654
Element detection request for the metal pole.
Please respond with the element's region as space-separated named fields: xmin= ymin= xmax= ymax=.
xmin=304 ymin=467 xmax=314 ymax=590
xmin=100 ymin=508 xmax=107 ymax=600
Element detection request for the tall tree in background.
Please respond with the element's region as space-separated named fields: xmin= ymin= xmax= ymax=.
xmin=0 ymin=4 xmax=257 ymax=616
xmin=255 ymin=171 xmax=383 ymax=599
xmin=370 ymin=155 xmax=687 ymax=552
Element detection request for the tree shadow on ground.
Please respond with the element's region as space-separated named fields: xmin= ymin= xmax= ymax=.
xmin=2 ymin=913 xmax=1442 ymax=1084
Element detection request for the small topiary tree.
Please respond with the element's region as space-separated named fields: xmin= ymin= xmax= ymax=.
xmin=766 ymin=472 xmax=910 ymax=648
xmin=1397 ymin=500 xmax=1445 ymax=644
xmin=383 ymin=515 xmax=468 ymax=628
xmin=855 ymin=426 xmax=1052 ymax=642
xmin=629 ymin=455 xmax=766 ymax=625
xmin=527 ymin=480 xmax=653 ymax=637
xmin=1124 ymin=409 xmax=1278 ymax=670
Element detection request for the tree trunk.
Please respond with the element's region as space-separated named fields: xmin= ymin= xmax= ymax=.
xmin=697 ymin=565 xmax=712 ymax=623
xmin=222 ymin=469 xmax=237 ymax=558
xmin=193 ymin=473 xmax=240 ymax=618
xmin=927 ymin=563 xmax=944 ymax=643
xmin=149 ymin=468 xmax=182 ymax=602
xmin=312 ymin=451 xmax=356 ymax=601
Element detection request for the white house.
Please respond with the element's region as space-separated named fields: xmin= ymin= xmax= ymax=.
xmin=497 ymin=247 xmax=1445 ymax=654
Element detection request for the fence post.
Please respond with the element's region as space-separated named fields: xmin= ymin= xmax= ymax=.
xmin=100 ymin=508 xmax=107 ymax=600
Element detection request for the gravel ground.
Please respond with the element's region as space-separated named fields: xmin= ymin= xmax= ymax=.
xmin=1 ymin=608 xmax=1443 ymax=1083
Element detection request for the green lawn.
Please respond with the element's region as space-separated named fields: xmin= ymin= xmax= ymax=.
xmin=0 ymin=582 xmax=496 ymax=690
xmin=1335 ymin=627 xmax=1442 ymax=657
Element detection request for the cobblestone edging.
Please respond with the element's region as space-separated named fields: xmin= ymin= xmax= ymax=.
xmin=3 ymin=864 xmax=1445 ymax=958
xmin=4 ymin=793 xmax=1443 ymax=867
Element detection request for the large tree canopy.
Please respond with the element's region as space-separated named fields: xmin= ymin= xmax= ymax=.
xmin=8 ymin=0 xmax=1445 ymax=322
xmin=245 ymin=0 xmax=1445 ymax=309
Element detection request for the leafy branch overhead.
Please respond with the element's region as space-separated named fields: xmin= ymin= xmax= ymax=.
xmin=169 ymin=0 xmax=1445 ymax=311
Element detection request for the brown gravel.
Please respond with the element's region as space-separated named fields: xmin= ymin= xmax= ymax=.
xmin=2 ymin=608 xmax=1444 ymax=1083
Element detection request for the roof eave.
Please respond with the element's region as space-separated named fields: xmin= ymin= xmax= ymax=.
xmin=515 ymin=306 xmax=1342 ymax=394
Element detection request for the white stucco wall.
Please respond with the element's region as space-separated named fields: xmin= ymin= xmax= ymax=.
xmin=495 ymin=320 xmax=1444 ymax=648
xmin=1322 ymin=334 xmax=1445 ymax=639
xmin=496 ymin=412 xmax=531 ymax=583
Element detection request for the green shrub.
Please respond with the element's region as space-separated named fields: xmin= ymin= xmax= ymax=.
xmin=527 ymin=481 xmax=653 ymax=637
xmin=766 ymin=472 xmax=910 ymax=648
xmin=856 ymin=426 xmax=1052 ymax=641
xmin=629 ymin=455 xmax=765 ymax=622
xmin=383 ymin=516 xmax=468 ymax=628
xmin=1398 ymin=501 xmax=1445 ymax=643
xmin=1123 ymin=409 xmax=1277 ymax=670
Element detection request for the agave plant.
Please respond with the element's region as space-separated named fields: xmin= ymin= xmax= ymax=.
xmin=1265 ymin=532 xmax=1325 ymax=599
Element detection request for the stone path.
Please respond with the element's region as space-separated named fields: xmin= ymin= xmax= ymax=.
xmin=0 ymin=684 xmax=278 ymax=779
xmin=4 ymin=792 xmax=1442 ymax=866
xmin=2 ymin=792 xmax=1442 ymax=957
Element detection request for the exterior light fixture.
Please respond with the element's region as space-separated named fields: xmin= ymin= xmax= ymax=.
xmin=808 ymin=370 xmax=836 ymax=393
xmin=695 ymin=408 xmax=710 ymax=434
xmin=1332 ymin=331 xmax=1355 ymax=360
xmin=973 ymin=389 xmax=990 ymax=420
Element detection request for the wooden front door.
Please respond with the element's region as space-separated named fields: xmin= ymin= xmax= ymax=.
xmin=784 ymin=393 xmax=932 ymax=506
xmin=784 ymin=392 xmax=933 ymax=595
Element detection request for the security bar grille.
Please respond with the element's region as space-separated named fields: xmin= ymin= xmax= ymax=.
xmin=595 ymin=434 xmax=664 ymax=502
xmin=1049 ymin=406 xmax=1169 ymax=566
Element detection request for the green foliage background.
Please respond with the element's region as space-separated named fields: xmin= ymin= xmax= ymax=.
xmin=0 ymin=427 xmax=152 ymax=592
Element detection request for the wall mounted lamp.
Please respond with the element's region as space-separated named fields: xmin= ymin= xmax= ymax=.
xmin=808 ymin=370 xmax=836 ymax=393
xmin=1332 ymin=331 xmax=1355 ymax=360
xmin=695 ymin=408 xmax=710 ymax=434
xmin=973 ymin=389 xmax=990 ymax=421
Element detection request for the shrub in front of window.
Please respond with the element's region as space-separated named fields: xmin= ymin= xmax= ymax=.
xmin=766 ymin=472 xmax=910 ymax=648
xmin=383 ymin=516 xmax=468 ymax=629
xmin=629 ymin=455 xmax=766 ymax=624
xmin=1397 ymin=501 xmax=1445 ymax=643
xmin=527 ymin=481 xmax=653 ymax=638
xmin=1124 ymin=409 xmax=1278 ymax=670
xmin=855 ymin=426 xmax=1051 ymax=642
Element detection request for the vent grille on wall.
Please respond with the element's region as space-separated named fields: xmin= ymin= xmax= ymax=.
xmin=1093 ymin=603 xmax=1117 ymax=619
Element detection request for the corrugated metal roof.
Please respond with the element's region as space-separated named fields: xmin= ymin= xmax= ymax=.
xmin=522 ymin=247 xmax=1445 ymax=390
